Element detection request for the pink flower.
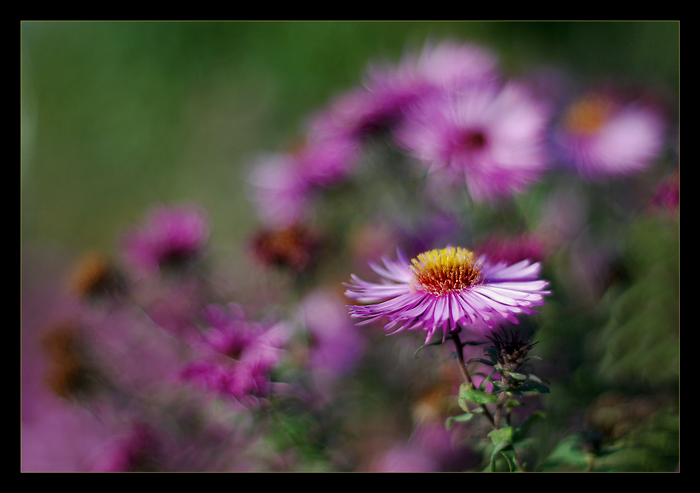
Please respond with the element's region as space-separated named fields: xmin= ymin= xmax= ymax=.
xmin=179 ymin=304 xmax=290 ymax=402
xmin=345 ymin=246 xmax=550 ymax=344
xmin=555 ymin=91 xmax=666 ymax=178
xmin=299 ymin=290 xmax=366 ymax=377
xmin=394 ymin=82 xmax=551 ymax=201
xmin=122 ymin=204 xmax=210 ymax=275
xmin=294 ymin=131 xmax=361 ymax=187
xmin=363 ymin=40 xmax=499 ymax=120
xmin=307 ymin=41 xmax=500 ymax=145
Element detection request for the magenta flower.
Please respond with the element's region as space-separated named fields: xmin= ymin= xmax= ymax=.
xmin=394 ymin=82 xmax=551 ymax=201
xmin=294 ymin=131 xmax=361 ymax=187
xmin=345 ymin=247 xmax=550 ymax=344
xmin=363 ymin=40 xmax=499 ymax=121
xmin=299 ymin=290 xmax=366 ymax=377
xmin=179 ymin=304 xmax=290 ymax=403
xmin=554 ymin=92 xmax=666 ymax=179
xmin=411 ymin=40 xmax=499 ymax=91
xmin=123 ymin=204 xmax=210 ymax=275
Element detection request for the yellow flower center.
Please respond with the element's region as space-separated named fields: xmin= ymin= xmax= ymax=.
xmin=564 ymin=95 xmax=611 ymax=134
xmin=410 ymin=247 xmax=483 ymax=296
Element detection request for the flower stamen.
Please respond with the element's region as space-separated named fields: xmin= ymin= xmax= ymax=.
xmin=410 ymin=247 xmax=483 ymax=296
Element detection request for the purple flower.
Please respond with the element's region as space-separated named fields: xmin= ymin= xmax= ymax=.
xmin=394 ymin=82 xmax=551 ymax=201
xmin=122 ymin=204 xmax=210 ymax=275
xmin=179 ymin=304 xmax=290 ymax=403
xmin=411 ymin=40 xmax=499 ymax=91
xmin=294 ymin=132 xmax=361 ymax=187
xmin=363 ymin=41 xmax=499 ymax=122
xmin=299 ymin=290 xmax=366 ymax=377
xmin=345 ymin=246 xmax=550 ymax=344
xmin=554 ymin=91 xmax=666 ymax=179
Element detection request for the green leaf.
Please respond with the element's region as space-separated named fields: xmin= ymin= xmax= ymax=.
xmin=507 ymin=372 xmax=528 ymax=381
xmin=488 ymin=426 xmax=514 ymax=446
xmin=488 ymin=427 xmax=514 ymax=472
xmin=524 ymin=373 xmax=548 ymax=385
xmin=511 ymin=382 xmax=550 ymax=396
xmin=459 ymin=384 xmax=498 ymax=404
xmin=506 ymin=399 xmax=524 ymax=409
xmin=445 ymin=412 xmax=475 ymax=430
xmin=500 ymin=449 xmax=520 ymax=472
xmin=491 ymin=380 xmax=508 ymax=394
xmin=458 ymin=396 xmax=472 ymax=413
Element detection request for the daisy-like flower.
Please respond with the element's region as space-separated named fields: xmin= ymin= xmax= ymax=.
xmin=345 ymin=246 xmax=550 ymax=344
xmin=554 ymin=91 xmax=666 ymax=179
xmin=394 ymin=82 xmax=551 ymax=202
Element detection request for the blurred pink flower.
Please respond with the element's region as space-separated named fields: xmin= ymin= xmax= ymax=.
xmin=179 ymin=304 xmax=290 ymax=403
xmin=299 ymin=289 xmax=366 ymax=377
xmin=555 ymin=91 xmax=666 ymax=179
xmin=307 ymin=41 xmax=499 ymax=145
xmin=364 ymin=40 xmax=499 ymax=120
xmin=247 ymin=153 xmax=313 ymax=228
xmin=122 ymin=204 xmax=210 ymax=275
xmin=395 ymin=82 xmax=551 ymax=201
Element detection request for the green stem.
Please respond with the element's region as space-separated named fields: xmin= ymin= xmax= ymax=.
xmin=450 ymin=331 xmax=495 ymax=428
xmin=494 ymin=392 xmax=507 ymax=429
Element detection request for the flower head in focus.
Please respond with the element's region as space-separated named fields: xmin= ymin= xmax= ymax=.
xmin=555 ymin=91 xmax=666 ymax=179
xmin=395 ymin=82 xmax=551 ymax=201
xmin=122 ymin=204 xmax=210 ymax=275
xmin=345 ymin=247 xmax=550 ymax=344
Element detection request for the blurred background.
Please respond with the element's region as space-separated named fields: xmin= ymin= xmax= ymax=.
xmin=21 ymin=21 xmax=678 ymax=257
xmin=21 ymin=21 xmax=679 ymax=472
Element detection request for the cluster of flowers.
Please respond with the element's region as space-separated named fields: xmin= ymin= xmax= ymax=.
xmin=250 ymin=40 xmax=669 ymax=231
xmin=248 ymin=39 xmax=673 ymax=348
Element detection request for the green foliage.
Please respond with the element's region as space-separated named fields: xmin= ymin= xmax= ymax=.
xmin=459 ymin=384 xmax=499 ymax=405
xmin=594 ymin=216 xmax=679 ymax=388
